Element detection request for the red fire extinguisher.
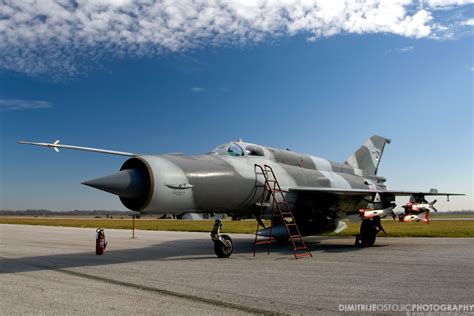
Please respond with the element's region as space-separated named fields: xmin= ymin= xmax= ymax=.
xmin=96 ymin=228 xmax=107 ymax=255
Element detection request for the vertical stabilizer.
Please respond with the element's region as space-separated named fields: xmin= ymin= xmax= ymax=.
xmin=344 ymin=135 xmax=391 ymax=175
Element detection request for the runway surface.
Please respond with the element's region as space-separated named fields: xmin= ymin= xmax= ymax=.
xmin=1 ymin=224 xmax=473 ymax=315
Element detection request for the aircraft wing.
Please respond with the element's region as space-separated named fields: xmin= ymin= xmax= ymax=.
xmin=289 ymin=186 xmax=464 ymax=197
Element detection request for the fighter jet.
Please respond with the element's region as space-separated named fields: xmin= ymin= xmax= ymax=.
xmin=19 ymin=135 xmax=462 ymax=257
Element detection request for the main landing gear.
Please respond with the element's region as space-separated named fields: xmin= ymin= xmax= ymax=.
xmin=355 ymin=217 xmax=386 ymax=247
xmin=211 ymin=219 xmax=233 ymax=258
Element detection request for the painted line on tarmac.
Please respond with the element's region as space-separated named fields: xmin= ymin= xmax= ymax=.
xmin=1 ymin=256 xmax=292 ymax=315
xmin=57 ymin=268 xmax=287 ymax=315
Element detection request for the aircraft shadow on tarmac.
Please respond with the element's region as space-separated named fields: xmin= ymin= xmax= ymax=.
xmin=0 ymin=237 xmax=373 ymax=274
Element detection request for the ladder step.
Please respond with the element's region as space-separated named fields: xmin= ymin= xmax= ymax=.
xmin=294 ymin=246 xmax=308 ymax=251
xmin=290 ymin=235 xmax=302 ymax=238
xmin=295 ymin=252 xmax=312 ymax=258
xmin=295 ymin=249 xmax=311 ymax=253
xmin=286 ymin=223 xmax=297 ymax=226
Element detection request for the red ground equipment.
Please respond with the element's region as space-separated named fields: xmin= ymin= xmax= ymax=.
xmin=96 ymin=228 xmax=107 ymax=255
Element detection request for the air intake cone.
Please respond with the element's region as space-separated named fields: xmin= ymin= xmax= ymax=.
xmin=82 ymin=169 xmax=145 ymax=199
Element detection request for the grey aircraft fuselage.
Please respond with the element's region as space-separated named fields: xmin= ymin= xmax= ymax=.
xmin=125 ymin=145 xmax=384 ymax=213
xmin=81 ymin=138 xmax=391 ymax=236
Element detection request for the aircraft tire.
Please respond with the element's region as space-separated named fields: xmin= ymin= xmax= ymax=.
xmin=360 ymin=219 xmax=377 ymax=246
xmin=214 ymin=234 xmax=233 ymax=258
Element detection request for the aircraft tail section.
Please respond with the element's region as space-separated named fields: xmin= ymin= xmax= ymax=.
xmin=344 ymin=135 xmax=391 ymax=175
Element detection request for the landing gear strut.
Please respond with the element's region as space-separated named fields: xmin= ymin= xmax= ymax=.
xmin=211 ymin=219 xmax=233 ymax=258
xmin=355 ymin=217 xmax=385 ymax=247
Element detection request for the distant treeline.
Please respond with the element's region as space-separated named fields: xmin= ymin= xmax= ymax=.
xmin=0 ymin=209 xmax=137 ymax=216
xmin=434 ymin=210 xmax=474 ymax=214
xmin=1 ymin=209 xmax=472 ymax=217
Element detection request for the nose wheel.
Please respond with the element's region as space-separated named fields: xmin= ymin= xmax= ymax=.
xmin=211 ymin=219 xmax=233 ymax=258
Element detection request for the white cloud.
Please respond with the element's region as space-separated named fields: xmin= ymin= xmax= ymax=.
xmin=397 ymin=46 xmax=415 ymax=53
xmin=462 ymin=19 xmax=474 ymax=26
xmin=0 ymin=99 xmax=53 ymax=111
xmin=425 ymin=0 xmax=474 ymax=8
xmin=0 ymin=0 xmax=472 ymax=76
xmin=191 ymin=87 xmax=205 ymax=92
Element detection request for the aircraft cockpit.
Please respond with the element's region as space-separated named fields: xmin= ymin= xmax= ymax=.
xmin=209 ymin=141 xmax=266 ymax=157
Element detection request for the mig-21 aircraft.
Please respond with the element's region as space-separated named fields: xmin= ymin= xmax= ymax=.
xmin=19 ymin=135 xmax=462 ymax=258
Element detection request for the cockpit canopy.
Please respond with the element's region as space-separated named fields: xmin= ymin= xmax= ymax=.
xmin=210 ymin=141 xmax=266 ymax=157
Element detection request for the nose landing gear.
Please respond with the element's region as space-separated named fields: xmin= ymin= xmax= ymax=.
xmin=211 ymin=219 xmax=233 ymax=258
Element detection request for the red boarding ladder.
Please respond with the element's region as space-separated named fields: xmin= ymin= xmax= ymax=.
xmin=253 ymin=164 xmax=312 ymax=260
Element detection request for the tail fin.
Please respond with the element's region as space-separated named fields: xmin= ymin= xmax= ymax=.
xmin=344 ymin=135 xmax=391 ymax=175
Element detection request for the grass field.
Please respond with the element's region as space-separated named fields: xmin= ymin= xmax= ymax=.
xmin=430 ymin=213 xmax=474 ymax=218
xmin=1 ymin=217 xmax=473 ymax=237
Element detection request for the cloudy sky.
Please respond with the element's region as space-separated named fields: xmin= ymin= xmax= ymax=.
xmin=0 ymin=0 xmax=472 ymax=211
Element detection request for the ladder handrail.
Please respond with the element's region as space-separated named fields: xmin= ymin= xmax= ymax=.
xmin=253 ymin=163 xmax=312 ymax=259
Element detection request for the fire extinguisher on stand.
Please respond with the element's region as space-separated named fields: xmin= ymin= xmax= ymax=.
xmin=96 ymin=228 xmax=107 ymax=255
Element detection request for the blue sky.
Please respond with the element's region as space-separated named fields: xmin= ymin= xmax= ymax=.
xmin=0 ymin=1 xmax=472 ymax=212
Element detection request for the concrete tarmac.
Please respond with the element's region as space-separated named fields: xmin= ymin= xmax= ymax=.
xmin=1 ymin=224 xmax=473 ymax=315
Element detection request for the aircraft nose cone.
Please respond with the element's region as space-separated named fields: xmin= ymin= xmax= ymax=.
xmin=82 ymin=169 xmax=145 ymax=199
